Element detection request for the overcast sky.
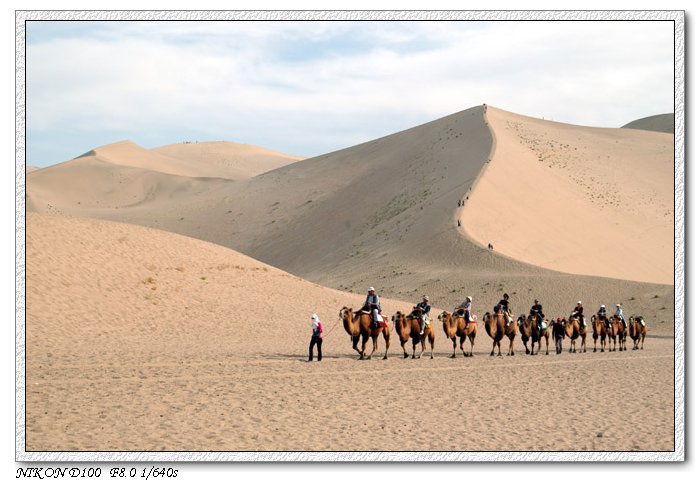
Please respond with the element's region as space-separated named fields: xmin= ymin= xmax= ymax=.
xmin=25 ymin=20 xmax=675 ymax=167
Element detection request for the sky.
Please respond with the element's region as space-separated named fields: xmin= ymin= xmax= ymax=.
xmin=24 ymin=19 xmax=675 ymax=167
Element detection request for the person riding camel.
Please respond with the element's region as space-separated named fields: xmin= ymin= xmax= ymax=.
xmin=454 ymin=296 xmax=474 ymax=322
xmin=416 ymin=295 xmax=431 ymax=335
xmin=530 ymin=299 xmax=545 ymax=330
xmin=362 ymin=287 xmax=382 ymax=328
xmin=615 ymin=303 xmax=627 ymax=330
xmin=597 ymin=304 xmax=608 ymax=328
xmin=572 ymin=301 xmax=585 ymax=328
xmin=495 ymin=293 xmax=513 ymax=325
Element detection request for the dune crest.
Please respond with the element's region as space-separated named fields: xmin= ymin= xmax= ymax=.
xmin=152 ymin=141 xmax=304 ymax=179
xmin=461 ymin=107 xmax=673 ymax=285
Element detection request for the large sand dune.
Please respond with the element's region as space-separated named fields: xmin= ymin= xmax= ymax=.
xmin=462 ymin=107 xmax=673 ymax=284
xmin=622 ymin=113 xmax=674 ymax=134
xmin=26 ymin=106 xmax=674 ymax=329
xmin=25 ymin=214 xmax=674 ymax=452
xmin=152 ymin=140 xmax=304 ymax=179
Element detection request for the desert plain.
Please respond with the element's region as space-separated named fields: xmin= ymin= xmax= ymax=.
xmin=24 ymin=105 xmax=676 ymax=454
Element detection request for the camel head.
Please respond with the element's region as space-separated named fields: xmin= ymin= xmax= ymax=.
xmin=517 ymin=314 xmax=526 ymax=326
xmin=391 ymin=311 xmax=405 ymax=324
xmin=438 ymin=311 xmax=451 ymax=324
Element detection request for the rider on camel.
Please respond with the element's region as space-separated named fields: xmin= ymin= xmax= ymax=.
xmin=495 ymin=293 xmax=513 ymax=325
xmin=416 ymin=295 xmax=431 ymax=335
xmin=454 ymin=296 xmax=473 ymax=322
xmin=572 ymin=301 xmax=585 ymax=328
xmin=530 ymin=299 xmax=546 ymax=330
xmin=362 ymin=287 xmax=382 ymax=328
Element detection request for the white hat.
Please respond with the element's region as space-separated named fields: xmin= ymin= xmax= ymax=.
xmin=601 ymin=304 xmax=605 ymax=308
xmin=466 ymin=296 xmax=472 ymax=302
xmin=577 ymin=301 xmax=582 ymax=304
xmin=423 ymin=295 xmax=429 ymax=301
xmin=616 ymin=304 xmax=621 ymax=307
xmin=311 ymin=314 xmax=319 ymax=321
xmin=368 ymin=287 xmax=375 ymax=292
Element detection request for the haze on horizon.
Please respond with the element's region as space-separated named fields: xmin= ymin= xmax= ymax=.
xmin=26 ymin=20 xmax=674 ymax=167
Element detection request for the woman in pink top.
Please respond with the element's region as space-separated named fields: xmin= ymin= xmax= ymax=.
xmin=308 ymin=313 xmax=323 ymax=361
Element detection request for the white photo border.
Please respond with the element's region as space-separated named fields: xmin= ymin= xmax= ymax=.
xmin=15 ymin=9 xmax=685 ymax=462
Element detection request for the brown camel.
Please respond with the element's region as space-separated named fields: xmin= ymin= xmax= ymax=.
xmin=519 ymin=314 xmax=550 ymax=355
xmin=392 ymin=309 xmax=435 ymax=359
xmin=607 ymin=315 xmax=625 ymax=352
xmin=565 ymin=314 xmax=587 ymax=353
xmin=483 ymin=311 xmax=515 ymax=356
xmin=339 ymin=306 xmax=390 ymax=360
xmin=628 ymin=315 xmax=647 ymax=350
xmin=439 ymin=310 xmax=476 ymax=357
xmin=611 ymin=314 xmax=627 ymax=351
xmin=591 ymin=315 xmax=608 ymax=352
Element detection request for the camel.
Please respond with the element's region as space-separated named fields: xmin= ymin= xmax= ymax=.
xmin=392 ymin=308 xmax=435 ymax=359
xmin=611 ymin=314 xmax=627 ymax=351
xmin=518 ymin=314 xmax=550 ymax=355
xmin=339 ymin=306 xmax=390 ymax=360
xmin=439 ymin=310 xmax=477 ymax=357
xmin=591 ymin=314 xmax=608 ymax=352
xmin=565 ymin=315 xmax=587 ymax=353
xmin=482 ymin=311 xmax=508 ymax=356
xmin=607 ymin=315 xmax=625 ymax=352
xmin=628 ymin=315 xmax=647 ymax=350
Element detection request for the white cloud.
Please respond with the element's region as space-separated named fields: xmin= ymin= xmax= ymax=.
xmin=26 ymin=20 xmax=675 ymax=165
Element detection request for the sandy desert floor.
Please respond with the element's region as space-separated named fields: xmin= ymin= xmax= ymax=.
xmin=24 ymin=214 xmax=675 ymax=453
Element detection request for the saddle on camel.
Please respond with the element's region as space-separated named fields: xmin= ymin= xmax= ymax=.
xmin=361 ymin=287 xmax=387 ymax=329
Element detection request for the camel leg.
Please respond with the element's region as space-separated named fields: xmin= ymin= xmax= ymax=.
xmin=352 ymin=335 xmax=360 ymax=354
xmin=419 ymin=337 xmax=426 ymax=359
xmin=366 ymin=335 xmax=377 ymax=360
xmin=497 ymin=340 xmax=502 ymax=357
xmin=429 ymin=334 xmax=434 ymax=359
xmin=359 ymin=334 xmax=369 ymax=360
xmin=383 ymin=330 xmax=390 ymax=360
xmin=641 ymin=334 xmax=645 ymax=349
xmin=412 ymin=340 xmax=417 ymax=359
xmin=490 ymin=341 xmax=496 ymax=356
xmin=522 ymin=336 xmax=530 ymax=355
xmin=451 ymin=337 xmax=457 ymax=358
xmin=581 ymin=336 xmax=586 ymax=353
xmin=460 ymin=334 xmax=468 ymax=357
xmin=545 ymin=335 xmax=549 ymax=355
xmin=508 ymin=337 xmax=515 ymax=356
xmin=470 ymin=335 xmax=476 ymax=357
xmin=401 ymin=340 xmax=409 ymax=359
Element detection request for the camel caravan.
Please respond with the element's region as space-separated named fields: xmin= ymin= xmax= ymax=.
xmin=335 ymin=290 xmax=648 ymax=360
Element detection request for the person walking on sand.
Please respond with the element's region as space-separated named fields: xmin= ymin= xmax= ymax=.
xmin=308 ymin=313 xmax=323 ymax=361
xmin=553 ymin=317 xmax=566 ymax=354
